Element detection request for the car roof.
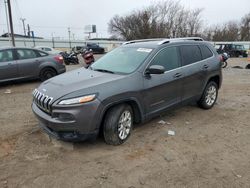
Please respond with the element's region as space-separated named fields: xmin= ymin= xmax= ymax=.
xmin=34 ymin=46 xmax=53 ymax=48
xmin=0 ymin=47 xmax=40 ymax=50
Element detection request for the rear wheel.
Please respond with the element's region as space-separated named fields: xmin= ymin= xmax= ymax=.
xmin=103 ymin=104 xmax=133 ymax=145
xmin=198 ymin=81 xmax=218 ymax=109
xmin=40 ymin=68 xmax=57 ymax=81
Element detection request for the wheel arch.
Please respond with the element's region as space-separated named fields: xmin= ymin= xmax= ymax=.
xmin=98 ymin=98 xmax=143 ymax=132
xmin=207 ymin=75 xmax=221 ymax=88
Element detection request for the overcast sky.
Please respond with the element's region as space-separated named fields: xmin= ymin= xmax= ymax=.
xmin=0 ymin=0 xmax=249 ymax=39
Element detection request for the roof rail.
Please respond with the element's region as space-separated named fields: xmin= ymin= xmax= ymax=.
xmin=122 ymin=37 xmax=204 ymax=46
xmin=158 ymin=37 xmax=204 ymax=45
xmin=122 ymin=38 xmax=164 ymax=45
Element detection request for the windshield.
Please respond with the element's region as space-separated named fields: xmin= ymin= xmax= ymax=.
xmin=90 ymin=47 xmax=152 ymax=74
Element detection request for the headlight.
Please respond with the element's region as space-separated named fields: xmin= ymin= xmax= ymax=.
xmin=58 ymin=94 xmax=96 ymax=105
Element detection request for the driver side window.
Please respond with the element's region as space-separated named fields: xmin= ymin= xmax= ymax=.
xmin=150 ymin=47 xmax=180 ymax=71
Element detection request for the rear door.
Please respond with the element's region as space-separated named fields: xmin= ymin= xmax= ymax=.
xmin=16 ymin=49 xmax=41 ymax=78
xmin=0 ymin=49 xmax=18 ymax=81
xmin=179 ymin=45 xmax=207 ymax=101
xmin=143 ymin=46 xmax=182 ymax=115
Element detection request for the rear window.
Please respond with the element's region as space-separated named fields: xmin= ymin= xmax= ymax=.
xmin=37 ymin=50 xmax=48 ymax=57
xmin=17 ymin=49 xmax=37 ymax=60
xmin=180 ymin=45 xmax=202 ymax=66
xmin=200 ymin=45 xmax=213 ymax=59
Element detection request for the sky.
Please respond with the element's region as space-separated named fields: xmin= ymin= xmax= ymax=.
xmin=0 ymin=0 xmax=250 ymax=39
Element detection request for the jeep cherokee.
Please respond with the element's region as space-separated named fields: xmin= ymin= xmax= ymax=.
xmin=32 ymin=37 xmax=222 ymax=145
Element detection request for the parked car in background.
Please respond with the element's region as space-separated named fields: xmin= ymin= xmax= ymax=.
xmin=0 ymin=47 xmax=66 ymax=83
xmin=215 ymin=44 xmax=248 ymax=57
xmin=34 ymin=46 xmax=62 ymax=54
xmin=86 ymin=43 xmax=105 ymax=54
xmin=72 ymin=43 xmax=105 ymax=54
xmin=71 ymin=46 xmax=85 ymax=53
xmin=32 ymin=37 xmax=222 ymax=145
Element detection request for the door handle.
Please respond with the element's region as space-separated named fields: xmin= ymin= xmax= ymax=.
xmin=203 ymin=64 xmax=209 ymax=69
xmin=174 ymin=73 xmax=182 ymax=78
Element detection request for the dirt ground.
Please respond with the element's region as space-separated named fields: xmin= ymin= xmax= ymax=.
xmin=0 ymin=58 xmax=250 ymax=188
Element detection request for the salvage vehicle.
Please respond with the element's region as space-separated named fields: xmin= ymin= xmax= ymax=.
xmin=72 ymin=43 xmax=105 ymax=54
xmin=0 ymin=47 xmax=66 ymax=83
xmin=215 ymin=44 xmax=248 ymax=57
xmin=32 ymin=37 xmax=222 ymax=145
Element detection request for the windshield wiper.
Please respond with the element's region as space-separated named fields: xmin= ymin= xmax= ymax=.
xmin=93 ymin=68 xmax=114 ymax=74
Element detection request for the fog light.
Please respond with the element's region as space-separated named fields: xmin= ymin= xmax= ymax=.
xmin=54 ymin=113 xmax=74 ymax=121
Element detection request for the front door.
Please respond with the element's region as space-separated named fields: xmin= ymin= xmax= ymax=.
xmin=143 ymin=46 xmax=182 ymax=115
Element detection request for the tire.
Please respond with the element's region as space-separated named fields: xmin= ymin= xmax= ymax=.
xmin=222 ymin=61 xmax=227 ymax=68
xmin=103 ymin=104 xmax=133 ymax=145
xmin=198 ymin=81 xmax=218 ymax=110
xmin=40 ymin=68 xmax=57 ymax=81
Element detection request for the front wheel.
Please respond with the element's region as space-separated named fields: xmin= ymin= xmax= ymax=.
xmin=198 ymin=81 xmax=218 ymax=109
xmin=103 ymin=104 xmax=133 ymax=145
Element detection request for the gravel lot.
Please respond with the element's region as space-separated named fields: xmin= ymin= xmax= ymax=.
xmin=0 ymin=57 xmax=250 ymax=188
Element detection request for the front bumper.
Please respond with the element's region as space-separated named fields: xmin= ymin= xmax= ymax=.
xmin=32 ymin=99 xmax=103 ymax=141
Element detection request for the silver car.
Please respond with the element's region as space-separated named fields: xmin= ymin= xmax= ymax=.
xmin=0 ymin=47 xmax=66 ymax=83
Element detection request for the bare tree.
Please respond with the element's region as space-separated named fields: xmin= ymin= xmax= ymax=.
xmin=210 ymin=21 xmax=240 ymax=41
xmin=240 ymin=12 xmax=250 ymax=41
xmin=186 ymin=8 xmax=204 ymax=36
xmin=108 ymin=0 xmax=203 ymax=40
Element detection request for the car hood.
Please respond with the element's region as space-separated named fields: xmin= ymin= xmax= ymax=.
xmin=37 ymin=68 xmax=125 ymax=102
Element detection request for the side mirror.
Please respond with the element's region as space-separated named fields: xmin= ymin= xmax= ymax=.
xmin=145 ymin=65 xmax=165 ymax=75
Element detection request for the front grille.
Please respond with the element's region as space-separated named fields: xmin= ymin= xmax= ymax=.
xmin=33 ymin=89 xmax=53 ymax=114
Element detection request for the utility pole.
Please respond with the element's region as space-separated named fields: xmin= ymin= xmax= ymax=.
xmin=4 ymin=0 xmax=11 ymax=45
xmin=68 ymin=27 xmax=71 ymax=49
xmin=7 ymin=0 xmax=15 ymax=47
xmin=20 ymin=18 xmax=26 ymax=36
xmin=20 ymin=18 xmax=26 ymax=46
xmin=27 ymin=24 xmax=30 ymax=37
xmin=51 ymin=33 xmax=55 ymax=48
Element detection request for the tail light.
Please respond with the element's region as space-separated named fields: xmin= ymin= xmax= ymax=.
xmin=54 ymin=55 xmax=64 ymax=64
xmin=219 ymin=55 xmax=224 ymax=62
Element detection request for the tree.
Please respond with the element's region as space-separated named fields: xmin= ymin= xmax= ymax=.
xmin=240 ymin=12 xmax=250 ymax=41
xmin=108 ymin=0 xmax=203 ymax=40
xmin=210 ymin=21 xmax=240 ymax=41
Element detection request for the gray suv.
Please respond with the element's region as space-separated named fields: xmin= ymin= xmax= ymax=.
xmin=0 ymin=47 xmax=66 ymax=83
xmin=32 ymin=37 xmax=222 ymax=145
